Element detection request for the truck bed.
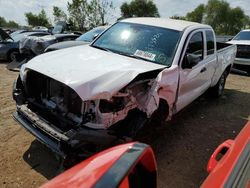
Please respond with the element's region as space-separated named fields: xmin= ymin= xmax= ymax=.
xmin=211 ymin=42 xmax=237 ymax=86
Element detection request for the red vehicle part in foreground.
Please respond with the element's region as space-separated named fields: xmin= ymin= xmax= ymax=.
xmin=41 ymin=142 xmax=157 ymax=188
xmin=202 ymin=121 xmax=250 ymax=188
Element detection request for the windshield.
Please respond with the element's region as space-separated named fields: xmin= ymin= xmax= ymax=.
xmin=11 ymin=33 xmax=30 ymax=42
xmin=233 ymin=31 xmax=250 ymax=40
xmin=52 ymin=25 xmax=63 ymax=34
xmin=10 ymin=30 xmax=25 ymax=38
xmin=76 ymin=27 xmax=106 ymax=42
xmin=92 ymin=22 xmax=181 ymax=66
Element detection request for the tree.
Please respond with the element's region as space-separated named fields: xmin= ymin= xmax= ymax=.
xmin=184 ymin=0 xmax=249 ymax=35
xmin=5 ymin=21 xmax=19 ymax=28
xmin=67 ymin=0 xmax=113 ymax=30
xmin=186 ymin=4 xmax=205 ymax=23
xmin=226 ymin=7 xmax=245 ymax=34
xmin=243 ymin=15 xmax=250 ymax=29
xmin=25 ymin=9 xmax=51 ymax=27
xmin=170 ymin=15 xmax=186 ymax=20
xmin=67 ymin=0 xmax=89 ymax=31
xmin=0 ymin=16 xmax=7 ymax=27
xmin=120 ymin=0 xmax=160 ymax=18
xmin=98 ymin=0 xmax=114 ymax=25
xmin=53 ymin=6 xmax=67 ymax=23
xmin=205 ymin=0 xmax=230 ymax=33
xmin=88 ymin=0 xmax=114 ymax=27
xmin=0 ymin=16 xmax=19 ymax=28
xmin=88 ymin=0 xmax=102 ymax=28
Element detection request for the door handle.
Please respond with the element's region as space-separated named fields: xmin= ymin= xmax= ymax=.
xmin=200 ymin=67 xmax=207 ymax=73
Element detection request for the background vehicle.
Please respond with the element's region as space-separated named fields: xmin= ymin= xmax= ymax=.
xmin=13 ymin=18 xmax=236 ymax=165
xmin=52 ymin=21 xmax=72 ymax=34
xmin=32 ymin=26 xmax=48 ymax=32
xmin=202 ymin=121 xmax=250 ymax=188
xmin=227 ymin=29 xmax=250 ymax=75
xmin=0 ymin=28 xmax=49 ymax=61
xmin=42 ymin=142 xmax=157 ymax=188
xmin=19 ymin=33 xmax=80 ymax=56
xmin=45 ymin=26 xmax=108 ymax=52
xmin=10 ymin=30 xmax=29 ymax=38
xmin=7 ymin=33 xmax=80 ymax=71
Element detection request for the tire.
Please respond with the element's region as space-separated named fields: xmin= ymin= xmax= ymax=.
xmin=210 ymin=71 xmax=227 ymax=97
xmin=125 ymin=110 xmax=148 ymax=138
xmin=247 ymin=71 xmax=250 ymax=76
xmin=7 ymin=50 xmax=19 ymax=62
xmin=111 ymin=100 xmax=169 ymax=139
xmin=149 ymin=99 xmax=169 ymax=127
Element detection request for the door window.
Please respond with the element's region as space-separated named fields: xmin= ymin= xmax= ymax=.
xmin=182 ymin=31 xmax=204 ymax=68
xmin=186 ymin=32 xmax=204 ymax=60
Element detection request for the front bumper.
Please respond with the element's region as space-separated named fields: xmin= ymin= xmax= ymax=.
xmin=232 ymin=58 xmax=250 ymax=75
xmin=13 ymin=111 xmax=66 ymax=155
xmin=234 ymin=57 xmax=250 ymax=66
xmin=13 ymin=104 xmax=121 ymax=158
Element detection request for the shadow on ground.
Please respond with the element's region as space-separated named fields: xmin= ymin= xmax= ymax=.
xmin=23 ymin=140 xmax=61 ymax=180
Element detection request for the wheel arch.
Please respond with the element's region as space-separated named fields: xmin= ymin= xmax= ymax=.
xmin=151 ymin=97 xmax=170 ymax=122
xmin=225 ymin=64 xmax=232 ymax=77
xmin=7 ymin=48 xmax=19 ymax=61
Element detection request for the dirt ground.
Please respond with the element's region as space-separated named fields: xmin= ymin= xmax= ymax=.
xmin=0 ymin=61 xmax=249 ymax=188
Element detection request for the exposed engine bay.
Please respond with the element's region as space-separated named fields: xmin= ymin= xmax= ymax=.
xmin=13 ymin=69 xmax=162 ymax=162
xmin=13 ymin=70 xmax=162 ymax=140
xmin=16 ymin=70 xmax=159 ymax=131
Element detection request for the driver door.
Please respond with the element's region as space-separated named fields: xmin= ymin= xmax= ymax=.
xmin=176 ymin=30 xmax=210 ymax=112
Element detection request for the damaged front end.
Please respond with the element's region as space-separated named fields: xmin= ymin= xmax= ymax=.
xmin=13 ymin=68 xmax=162 ymax=161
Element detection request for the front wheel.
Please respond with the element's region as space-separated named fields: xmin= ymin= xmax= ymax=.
xmin=210 ymin=71 xmax=227 ymax=97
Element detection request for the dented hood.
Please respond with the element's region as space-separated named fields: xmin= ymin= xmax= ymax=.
xmin=22 ymin=45 xmax=166 ymax=100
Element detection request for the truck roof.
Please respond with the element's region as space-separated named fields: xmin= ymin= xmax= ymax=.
xmin=121 ymin=17 xmax=210 ymax=31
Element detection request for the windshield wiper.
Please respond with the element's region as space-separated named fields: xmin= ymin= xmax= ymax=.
xmin=91 ymin=45 xmax=113 ymax=52
xmin=91 ymin=45 xmax=157 ymax=63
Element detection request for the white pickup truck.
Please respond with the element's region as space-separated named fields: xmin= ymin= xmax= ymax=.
xmin=227 ymin=29 xmax=250 ymax=75
xmin=13 ymin=18 xmax=236 ymax=161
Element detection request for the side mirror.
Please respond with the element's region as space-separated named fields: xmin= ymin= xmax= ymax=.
xmin=92 ymin=33 xmax=99 ymax=41
xmin=183 ymin=53 xmax=200 ymax=69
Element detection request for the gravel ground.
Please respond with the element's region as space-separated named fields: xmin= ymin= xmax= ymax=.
xmin=0 ymin=62 xmax=249 ymax=188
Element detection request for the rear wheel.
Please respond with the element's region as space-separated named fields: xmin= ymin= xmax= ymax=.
xmin=210 ymin=71 xmax=227 ymax=97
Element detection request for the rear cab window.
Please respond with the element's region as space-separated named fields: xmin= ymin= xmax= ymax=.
xmin=205 ymin=30 xmax=215 ymax=55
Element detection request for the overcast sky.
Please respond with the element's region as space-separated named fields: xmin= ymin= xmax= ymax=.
xmin=0 ymin=0 xmax=250 ymax=25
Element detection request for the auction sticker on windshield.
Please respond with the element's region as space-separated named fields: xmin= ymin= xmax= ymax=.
xmin=134 ymin=50 xmax=156 ymax=61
